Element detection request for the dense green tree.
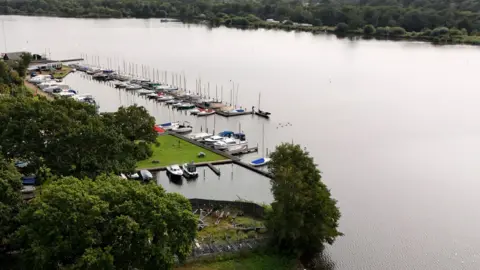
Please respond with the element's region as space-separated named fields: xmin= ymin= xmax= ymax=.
xmin=0 ymin=156 xmax=23 ymax=256
xmin=102 ymin=104 xmax=156 ymax=143
xmin=335 ymin=22 xmax=349 ymax=33
xmin=363 ymin=24 xmax=376 ymax=34
xmin=15 ymin=175 xmax=197 ymax=269
xmin=0 ymin=96 xmax=153 ymax=178
xmin=267 ymin=143 xmax=342 ymax=267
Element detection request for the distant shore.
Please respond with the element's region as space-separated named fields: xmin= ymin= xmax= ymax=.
xmin=2 ymin=12 xmax=480 ymax=46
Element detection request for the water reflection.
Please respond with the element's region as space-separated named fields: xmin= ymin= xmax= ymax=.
xmin=155 ymin=164 xmax=273 ymax=204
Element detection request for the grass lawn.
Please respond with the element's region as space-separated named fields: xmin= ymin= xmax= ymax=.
xmin=136 ymin=135 xmax=226 ymax=169
xmin=52 ymin=66 xmax=72 ymax=79
xmin=176 ymin=254 xmax=296 ymax=270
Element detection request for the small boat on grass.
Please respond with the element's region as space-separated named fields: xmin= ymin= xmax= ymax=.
xmin=182 ymin=162 xmax=198 ymax=178
xmin=249 ymin=157 xmax=271 ymax=167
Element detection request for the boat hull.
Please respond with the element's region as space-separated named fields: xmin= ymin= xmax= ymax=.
xmin=255 ymin=111 xmax=271 ymax=119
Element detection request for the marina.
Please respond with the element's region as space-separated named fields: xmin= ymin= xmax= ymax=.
xmin=8 ymin=16 xmax=480 ymax=269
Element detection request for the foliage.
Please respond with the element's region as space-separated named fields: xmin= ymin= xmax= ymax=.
xmin=389 ymin=26 xmax=406 ymax=36
xmin=15 ymin=175 xmax=197 ymax=269
xmin=267 ymin=143 xmax=342 ymax=265
xmin=335 ymin=22 xmax=349 ymax=33
xmin=102 ymin=104 xmax=156 ymax=143
xmin=0 ymin=155 xmax=23 ymax=255
xmin=0 ymin=96 xmax=154 ymax=178
xmin=363 ymin=24 xmax=376 ymax=35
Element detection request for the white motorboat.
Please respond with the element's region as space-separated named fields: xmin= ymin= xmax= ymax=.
xmin=249 ymin=157 xmax=271 ymax=167
xmin=171 ymin=102 xmax=183 ymax=108
xmin=157 ymin=95 xmax=174 ymax=102
xmin=126 ymin=84 xmax=142 ymax=90
xmin=188 ymin=132 xmax=213 ymax=141
xmin=44 ymin=84 xmax=69 ymax=93
xmin=114 ymin=81 xmax=128 ymax=88
xmin=166 ymin=164 xmax=183 ymax=178
xmin=165 ymin=99 xmax=179 ymax=104
xmin=177 ymin=103 xmax=196 ymax=110
xmin=159 ymin=122 xmax=179 ymax=131
xmin=182 ymin=162 xmax=198 ymax=178
xmin=38 ymin=81 xmax=60 ymax=89
xmin=137 ymin=89 xmax=155 ymax=95
xmin=156 ymin=85 xmax=179 ymax=91
xmin=189 ymin=108 xmax=200 ymax=115
xmin=140 ymin=170 xmax=153 ymax=181
xmin=213 ymin=137 xmax=248 ymax=152
xmin=56 ymin=91 xmax=76 ymax=98
xmin=171 ymin=122 xmax=193 ymax=134
xmin=28 ymin=75 xmax=52 ymax=84
xmin=202 ymin=135 xmax=225 ymax=146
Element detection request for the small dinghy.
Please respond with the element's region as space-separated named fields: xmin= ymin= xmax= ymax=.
xmin=255 ymin=109 xmax=271 ymax=119
xmin=182 ymin=162 xmax=198 ymax=178
xmin=249 ymin=157 xmax=271 ymax=167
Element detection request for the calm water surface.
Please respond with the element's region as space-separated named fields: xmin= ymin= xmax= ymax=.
xmin=4 ymin=15 xmax=480 ymax=270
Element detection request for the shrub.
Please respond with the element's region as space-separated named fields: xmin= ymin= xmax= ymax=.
xmin=335 ymin=22 xmax=349 ymax=33
xmin=376 ymin=26 xmax=389 ymax=36
xmin=363 ymin=24 xmax=376 ymax=35
xmin=390 ymin=26 xmax=406 ymax=36
xmin=432 ymin=27 xmax=449 ymax=36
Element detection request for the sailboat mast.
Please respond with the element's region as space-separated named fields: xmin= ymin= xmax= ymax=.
xmin=258 ymin=92 xmax=261 ymax=110
xmin=262 ymin=123 xmax=265 ymax=157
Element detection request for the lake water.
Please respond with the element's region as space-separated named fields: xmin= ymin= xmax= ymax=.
xmin=4 ymin=15 xmax=480 ymax=270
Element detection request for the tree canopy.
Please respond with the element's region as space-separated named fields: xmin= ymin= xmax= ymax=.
xmin=0 ymin=94 xmax=157 ymax=178
xmin=0 ymin=156 xmax=23 ymax=256
xmin=15 ymin=175 xmax=197 ymax=269
xmin=267 ymin=143 xmax=342 ymax=267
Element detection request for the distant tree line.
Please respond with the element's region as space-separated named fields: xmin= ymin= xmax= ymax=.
xmin=2 ymin=0 xmax=480 ymax=36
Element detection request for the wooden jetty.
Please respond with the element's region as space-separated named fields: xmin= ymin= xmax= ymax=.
xmin=144 ymin=159 xmax=232 ymax=172
xmin=206 ymin=163 xmax=221 ymax=176
xmin=229 ymin=146 xmax=258 ymax=156
xmin=215 ymin=110 xmax=254 ymax=117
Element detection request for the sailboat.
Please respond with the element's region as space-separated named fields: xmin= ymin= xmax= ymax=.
xmin=255 ymin=92 xmax=271 ymax=119
xmin=250 ymin=123 xmax=271 ymax=167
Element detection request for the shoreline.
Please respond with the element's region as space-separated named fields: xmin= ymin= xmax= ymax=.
xmin=2 ymin=13 xmax=480 ymax=46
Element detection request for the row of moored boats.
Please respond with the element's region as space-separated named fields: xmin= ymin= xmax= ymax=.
xmin=27 ymin=74 xmax=96 ymax=105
